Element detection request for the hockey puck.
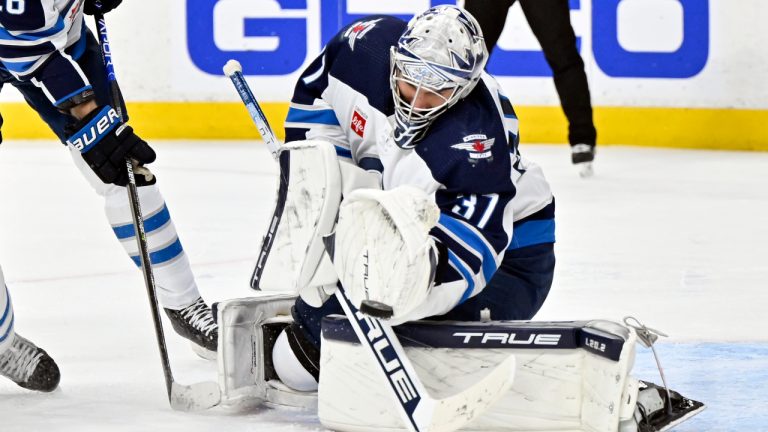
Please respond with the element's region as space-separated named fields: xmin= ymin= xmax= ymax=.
xmin=360 ymin=300 xmax=394 ymax=319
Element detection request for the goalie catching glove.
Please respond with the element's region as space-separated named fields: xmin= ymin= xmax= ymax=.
xmin=66 ymin=105 xmax=156 ymax=186
xmin=331 ymin=185 xmax=441 ymax=323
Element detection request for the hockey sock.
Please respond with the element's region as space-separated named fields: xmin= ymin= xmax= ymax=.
xmin=105 ymin=184 xmax=201 ymax=309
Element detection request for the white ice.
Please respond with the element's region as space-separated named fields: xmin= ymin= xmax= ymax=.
xmin=1 ymin=141 xmax=766 ymax=431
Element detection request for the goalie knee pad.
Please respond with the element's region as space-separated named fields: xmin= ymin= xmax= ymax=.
xmin=272 ymin=323 xmax=321 ymax=392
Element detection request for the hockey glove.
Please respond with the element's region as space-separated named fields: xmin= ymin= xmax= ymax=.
xmin=84 ymin=0 xmax=123 ymax=15
xmin=66 ymin=105 xmax=156 ymax=187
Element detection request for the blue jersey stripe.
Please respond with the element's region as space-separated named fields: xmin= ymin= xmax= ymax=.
xmin=130 ymin=238 xmax=184 ymax=266
xmin=113 ymin=204 xmax=172 ymax=239
xmin=335 ymin=145 xmax=352 ymax=159
xmin=54 ymin=85 xmax=92 ymax=107
xmin=67 ymin=29 xmax=87 ymax=60
xmin=447 ymin=250 xmax=475 ymax=304
xmin=358 ymin=157 xmax=384 ymax=173
xmin=1 ymin=58 xmax=36 ymax=73
xmin=438 ymin=214 xmax=499 ymax=281
xmin=509 ymin=219 xmax=556 ymax=249
xmin=0 ymin=15 xmax=65 ymax=41
xmin=286 ymin=107 xmax=340 ymax=125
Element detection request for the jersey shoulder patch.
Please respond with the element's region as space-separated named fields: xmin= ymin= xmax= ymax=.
xmin=342 ymin=18 xmax=383 ymax=51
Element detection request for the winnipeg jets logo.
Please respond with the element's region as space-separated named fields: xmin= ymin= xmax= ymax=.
xmin=451 ymin=134 xmax=495 ymax=163
xmin=344 ymin=19 xmax=382 ymax=51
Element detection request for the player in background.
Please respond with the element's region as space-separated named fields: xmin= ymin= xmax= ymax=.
xmin=263 ymin=5 xmax=556 ymax=392
xmin=462 ymin=0 xmax=598 ymax=177
xmin=0 ymin=0 xmax=217 ymax=358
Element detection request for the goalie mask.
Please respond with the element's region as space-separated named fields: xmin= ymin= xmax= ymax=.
xmin=390 ymin=6 xmax=488 ymax=149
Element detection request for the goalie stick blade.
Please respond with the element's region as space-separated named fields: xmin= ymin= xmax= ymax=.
xmin=421 ymin=354 xmax=516 ymax=432
xmin=169 ymin=381 xmax=221 ymax=411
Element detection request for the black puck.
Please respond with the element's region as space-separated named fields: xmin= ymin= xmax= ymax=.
xmin=360 ymin=300 xmax=394 ymax=319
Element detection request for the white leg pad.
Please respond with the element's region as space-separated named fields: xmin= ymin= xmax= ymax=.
xmin=318 ymin=318 xmax=640 ymax=431
xmin=216 ymin=294 xmax=297 ymax=408
xmin=251 ymin=140 xmax=342 ymax=307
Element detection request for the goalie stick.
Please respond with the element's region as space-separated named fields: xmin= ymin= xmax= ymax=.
xmin=224 ymin=59 xmax=515 ymax=432
xmin=94 ymin=12 xmax=220 ymax=411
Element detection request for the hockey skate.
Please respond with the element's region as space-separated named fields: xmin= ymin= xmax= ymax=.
xmin=571 ymin=143 xmax=595 ymax=178
xmin=0 ymin=334 xmax=60 ymax=392
xmin=619 ymin=317 xmax=705 ymax=431
xmin=164 ymin=297 xmax=218 ymax=359
xmin=620 ymin=380 xmax=706 ymax=432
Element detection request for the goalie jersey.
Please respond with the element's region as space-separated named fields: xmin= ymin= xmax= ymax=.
xmin=285 ymin=16 xmax=554 ymax=313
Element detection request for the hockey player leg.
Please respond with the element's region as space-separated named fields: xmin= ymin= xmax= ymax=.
xmin=69 ymin=147 xmax=217 ymax=355
xmin=0 ymin=266 xmax=60 ymax=392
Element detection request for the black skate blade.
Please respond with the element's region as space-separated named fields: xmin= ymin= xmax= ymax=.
xmin=658 ymin=398 xmax=706 ymax=432
xmin=638 ymin=380 xmax=706 ymax=432
xmin=360 ymin=300 xmax=393 ymax=319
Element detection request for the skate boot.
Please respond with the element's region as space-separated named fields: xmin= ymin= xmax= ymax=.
xmin=164 ymin=297 xmax=218 ymax=359
xmin=0 ymin=334 xmax=60 ymax=392
xmin=571 ymin=143 xmax=595 ymax=178
xmin=622 ymin=380 xmax=706 ymax=432
xmin=619 ymin=317 xmax=706 ymax=431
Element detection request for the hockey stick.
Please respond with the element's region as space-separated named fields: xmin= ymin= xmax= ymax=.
xmin=93 ymin=13 xmax=220 ymax=411
xmin=224 ymin=59 xmax=515 ymax=432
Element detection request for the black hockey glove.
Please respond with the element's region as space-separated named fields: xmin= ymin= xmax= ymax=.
xmin=66 ymin=105 xmax=156 ymax=187
xmin=83 ymin=0 xmax=123 ymax=15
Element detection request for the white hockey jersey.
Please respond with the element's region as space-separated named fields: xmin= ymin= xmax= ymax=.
xmin=0 ymin=0 xmax=91 ymax=106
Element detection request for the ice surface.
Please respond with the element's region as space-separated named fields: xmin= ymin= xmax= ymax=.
xmin=0 ymin=141 xmax=766 ymax=430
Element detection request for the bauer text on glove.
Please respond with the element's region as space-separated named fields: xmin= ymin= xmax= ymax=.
xmin=66 ymin=105 xmax=156 ymax=186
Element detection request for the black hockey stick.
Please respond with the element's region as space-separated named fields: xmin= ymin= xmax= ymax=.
xmin=93 ymin=13 xmax=220 ymax=411
xmin=224 ymin=59 xmax=515 ymax=431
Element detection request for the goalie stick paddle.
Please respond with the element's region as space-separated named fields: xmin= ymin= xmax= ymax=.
xmin=224 ymin=59 xmax=516 ymax=431
xmin=94 ymin=13 xmax=220 ymax=412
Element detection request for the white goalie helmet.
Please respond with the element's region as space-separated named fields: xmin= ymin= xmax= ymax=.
xmin=390 ymin=6 xmax=488 ymax=149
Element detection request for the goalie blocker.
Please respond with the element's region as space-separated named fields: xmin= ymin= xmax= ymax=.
xmin=215 ymin=296 xmax=704 ymax=431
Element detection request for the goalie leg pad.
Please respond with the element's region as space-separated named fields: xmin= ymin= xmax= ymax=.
xmin=251 ymin=140 xmax=342 ymax=307
xmin=216 ymin=294 xmax=298 ymax=408
xmin=319 ymin=318 xmax=641 ymax=431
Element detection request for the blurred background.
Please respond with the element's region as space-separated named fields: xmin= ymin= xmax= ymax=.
xmin=3 ymin=0 xmax=767 ymax=150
